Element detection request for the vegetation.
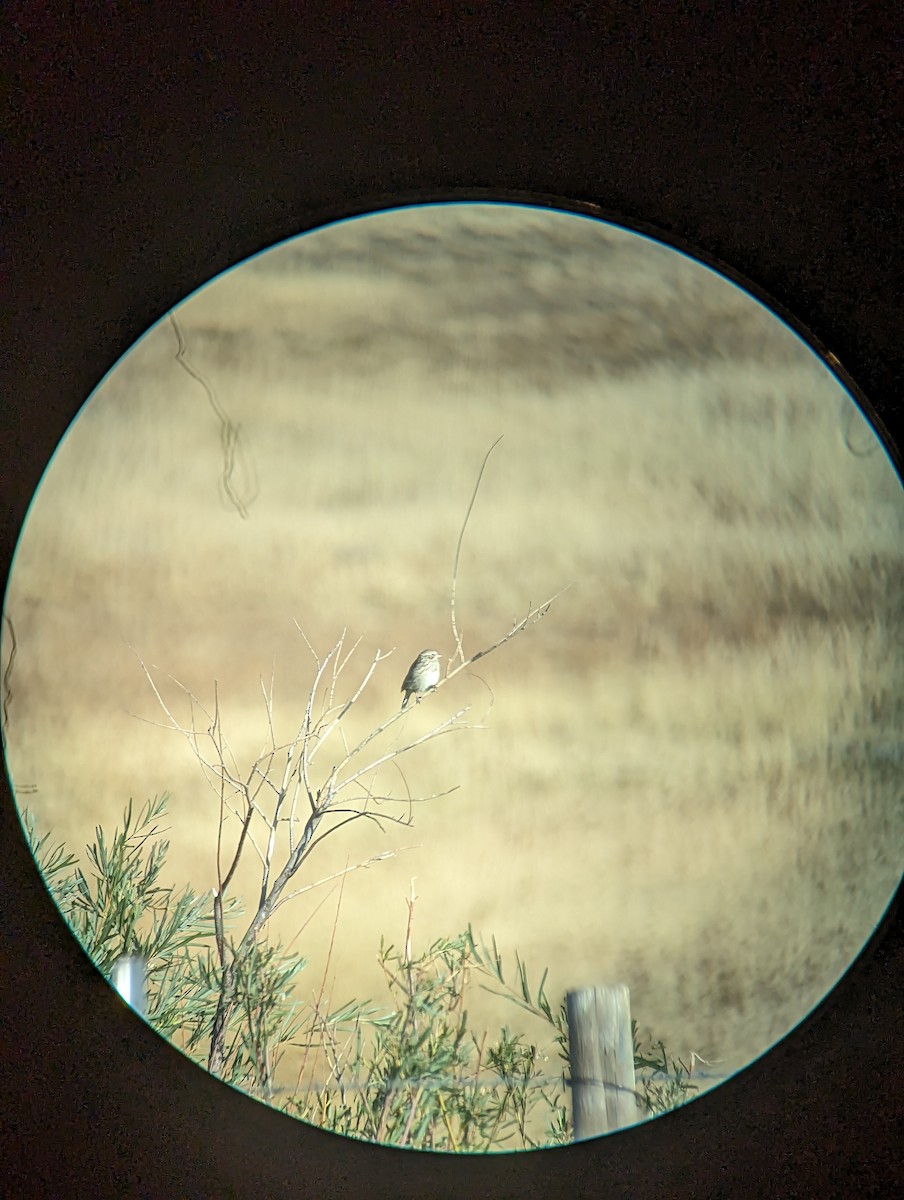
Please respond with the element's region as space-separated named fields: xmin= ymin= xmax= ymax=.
xmin=25 ymin=798 xmax=698 ymax=1151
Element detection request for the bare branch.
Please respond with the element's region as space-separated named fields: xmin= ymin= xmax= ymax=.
xmin=129 ymin=650 xmax=241 ymax=782
xmin=324 ymin=706 xmax=471 ymax=804
xmin=272 ymin=848 xmax=419 ymax=913
xmin=450 ymin=435 xmax=504 ymax=668
xmin=293 ymin=621 xmax=321 ymax=666
xmin=306 ymin=645 xmax=394 ymax=763
xmin=135 ymin=425 xmax=567 ymax=1088
xmin=258 ymin=662 xmax=277 ymax=756
xmin=296 ymin=636 xmax=344 ymax=825
xmin=445 ymin=585 xmax=571 ymax=686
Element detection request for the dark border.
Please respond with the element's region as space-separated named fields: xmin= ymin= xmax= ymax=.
xmin=3 ymin=5 xmax=902 ymax=1198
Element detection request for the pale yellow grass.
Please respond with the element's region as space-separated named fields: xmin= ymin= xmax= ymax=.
xmin=3 ymin=205 xmax=902 ymax=1112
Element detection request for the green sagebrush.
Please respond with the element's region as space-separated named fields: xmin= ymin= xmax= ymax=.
xmin=25 ymin=797 xmax=697 ymax=1150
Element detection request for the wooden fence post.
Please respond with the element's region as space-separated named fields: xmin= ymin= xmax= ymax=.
xmin=566 ymin=983 xmax=637 ymax=1139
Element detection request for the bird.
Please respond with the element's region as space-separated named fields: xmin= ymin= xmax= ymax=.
xmin=400 ymin=649 xmax=442 ymax=709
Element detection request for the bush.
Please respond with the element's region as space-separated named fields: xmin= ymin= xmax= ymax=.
xmin=24 ymin=798 xmax=698 ymax=1150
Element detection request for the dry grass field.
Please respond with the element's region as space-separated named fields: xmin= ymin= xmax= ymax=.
xmin=3 ymin=204 xmax=903 ymax=1120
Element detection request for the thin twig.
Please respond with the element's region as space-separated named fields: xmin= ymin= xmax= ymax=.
xmin=328 ymin=708 xmax=470 ymax=797
xmin=450 ymin=435 xmax=504 ymax=668
xmin=272 ymin=848 xmax=416 ymax=913
xmin=306 ymin=645 xmax=393 ymax=763
xmin=294 ymin=861 xmax=349 ymax=1096
xmin=297 ymin=637 xmax=344 ymax=822
xmin=445 ymin=587 xmax=571 ymax=687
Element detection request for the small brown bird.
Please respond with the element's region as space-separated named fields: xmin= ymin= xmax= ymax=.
xmin=400 ymin=649 xmax=441 ymax=709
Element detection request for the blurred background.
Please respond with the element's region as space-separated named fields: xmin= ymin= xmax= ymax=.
xmin=3 ymin=202 xmax=902 ymax=1104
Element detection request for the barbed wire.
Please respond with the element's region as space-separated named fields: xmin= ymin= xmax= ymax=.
xmin=263 ymin=1064 xmax=731 ymax=1099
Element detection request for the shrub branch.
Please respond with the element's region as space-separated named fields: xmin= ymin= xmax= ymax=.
xmin=133 ymin=439 xmax=566 ymax=1080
